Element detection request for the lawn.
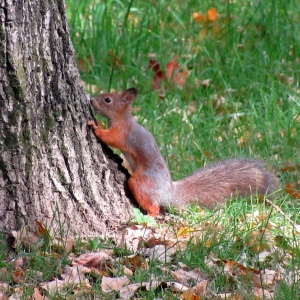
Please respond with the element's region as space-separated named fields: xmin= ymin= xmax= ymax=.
xmin=1 ymin=0 xmax=299 ymax=299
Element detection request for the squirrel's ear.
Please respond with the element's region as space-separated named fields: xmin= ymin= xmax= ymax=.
xmin=120 ymin=88 xmax=138 ymax=104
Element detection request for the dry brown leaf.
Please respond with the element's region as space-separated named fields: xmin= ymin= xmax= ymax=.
xmin=144 ymin=280 xmax=182 ymax=292
xmin=216 ymin=292 xmax=243 ymax=299
xmin=52 ymin=237 xmax=74 ymax=254
xmin=40 ymin=266 xmax=88 ymax=294
xmin=32 ymin=287 xmax=48 ymax=300
xmin=120 ymin=225 xmax=154 ymax=252
xmin=181 ymin=280 xmax=208 ymax=300
xmin=12 ymin=257 xmax=25 ymax=270
xmin=0 ymin=284 xmax=8 ymax=293
xmin=119 ymin=283 xmax=142 ymax=299
xmin=145 ymin=236 xmax=168 ymax=248
xmin=73 ymin=280 xmax=92 ymax=296
xmin=171 ymin=268 xmax=207 ymax=286
xmin=122 ymin=254 xmax=144 ymax=272
xmin=262 ymin=269 xmax=280 ymax=287
xmin=0 ymin=283 xmax=8 ymax=300
xmin=285 ymin=183 xmax=300 ymax=199
xmin=0 ymin=291 xmax=7 ymax=300
xmin=12 ymin=268 xmax=24 ymax=284
xmin=253 ymin=287 xmax=274 ymax=299
xmin=167 ymin=281 xmax=189 ymax=292
xmin=142 ymin=244 xmax=175 ymax=263
xmin=123 ymin=266 xmax=133 ymax=276
xmin=101 ymin=276 xmax=130 ymax=293
xmin=280 ymin=163 xmax=300 ymax=172
xmin=11 ymin=226 xmax=40 ymax=248
xmin=7 ymin=289 xmax=23 ymax=300
xmin=72 ymin=251 xmax=111 ymax=267
xmin=40 ymin=279 xmax=66 ymax=294
xmin=245 ymin=228 xmax=273 ymax=253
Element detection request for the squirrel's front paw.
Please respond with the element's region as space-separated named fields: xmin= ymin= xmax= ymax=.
xmin=87 ymin=120 xmax=96 ymax=127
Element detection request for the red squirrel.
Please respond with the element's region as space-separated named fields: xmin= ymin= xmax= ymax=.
xmin=87 ymin=88 xmax=278 ymax=217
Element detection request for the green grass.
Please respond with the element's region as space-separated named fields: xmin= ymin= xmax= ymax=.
xmin=67 ymin=0 xmax=300 ymax=219
xmin=67 ymin=0 xmax=299 ymax=174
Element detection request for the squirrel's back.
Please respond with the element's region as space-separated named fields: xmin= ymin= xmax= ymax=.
xmin=172 ymin=158 xmax=278 ymax=209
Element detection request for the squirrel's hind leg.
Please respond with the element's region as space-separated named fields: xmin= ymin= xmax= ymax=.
xmin=128 ymin=172 xmax=160 ymax=217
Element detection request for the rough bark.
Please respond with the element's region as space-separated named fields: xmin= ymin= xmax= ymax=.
xmin=0 ymin=0 xmax=133 ymax=238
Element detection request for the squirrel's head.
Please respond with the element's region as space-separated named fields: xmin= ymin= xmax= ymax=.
xmin=90 ymin=87 xmax=138 ymax=119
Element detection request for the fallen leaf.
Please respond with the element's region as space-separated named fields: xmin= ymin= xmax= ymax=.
xmin=207 ymin=8 xmax=217 ymax=22
xmin=149 ymin=57 xmax=188 ymax=91
xmin=280 ymin=163 xmax=300 ymax=172
xmin=0 ymin=291 xmax=7 ymax=300
xmin=52 ymin=237 xmax=74 ymax=254
xmin=171 ymin=268 xmax=207 ymax=286
xmin=122 ymin=254 xmax=144 ymax=272
xmin=119 ymin=283 xmax=142 ymax=299
xmin=149 ymin=59 xmax=164 ymax=90
xmin=285 ymin=183 xmax=300 ymax=199
xmin=253 ymin=287 xmax=274 ymax=299
xmin=101 ymin=276 xmax=130 ymax=293
xmin=120 ymin=225 xmax=154 ymax=252
xmin=12 ymin=268 xmax=24 ymax=284
xmin=142 ymin=244 xmax=175 ymax=263
xmin=40 ymin=266 xmax=88 ymax=294
xmin=181 ymin=279 xmax=208 ymax=300
xmin=32 ymin=287 xmax=48 ymax=300
xmin=166 ymin=58 xmax=188 ymax=88
xmin=11 ymin=226 xmax=40 ymax=248
xmin=192 ymin=12 xmax=206 ymax=24
xmin=177 ymin=227 xmax=194 ymax=237
xmin=245 ymin=229 xmax=273 ymax=252
xmin=35 ymin=220 xmax=46 ymax=236
xmin=192 ymin=7 xmax=220 ymax=38
xmin=72 ymin=251 xmax=111 ymax=267
xmin=165 ymin=58 xmax=179 ymax=81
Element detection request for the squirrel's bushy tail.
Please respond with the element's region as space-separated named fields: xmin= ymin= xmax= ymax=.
xmin=172 ymin=159 xmax=279 ymax=209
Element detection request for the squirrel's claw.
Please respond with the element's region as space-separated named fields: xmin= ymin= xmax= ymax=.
xmin=87 ymin=119 xmax=96 ymax=127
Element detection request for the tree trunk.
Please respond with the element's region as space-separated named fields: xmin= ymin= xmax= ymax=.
xmin=0 ymin=0 xmax=133 ymax=238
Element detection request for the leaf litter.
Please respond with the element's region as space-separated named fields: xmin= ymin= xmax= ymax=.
xmin=1 ymin=205 xmax=300 ymax=300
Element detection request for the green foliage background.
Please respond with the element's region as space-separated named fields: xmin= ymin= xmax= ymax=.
xmin=66 ymin=0 xmax=299 ymax=185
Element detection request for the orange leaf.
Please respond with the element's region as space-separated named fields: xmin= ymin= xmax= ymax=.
xmin=280 ymin=163 xmax=300 ymax=172
xmin=207 ymin=8 xmax=217 ymax=22
xmin=165 ymin=58 xmax=179 ymax=80
xmin=166 ymin=58 xmax=188 ymax=88
xmin=285 ymin=183 xmax=300 ymax=199
xmin=35 ymin=220 xmax=46 ymax=236
xmin=192 ymin=12 xmax=206 ymax=24
xmin=173 ymin=68 xmax=189 ymax=88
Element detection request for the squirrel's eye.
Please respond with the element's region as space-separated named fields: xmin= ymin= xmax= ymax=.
xmin=104 ymin=97 xmax=112 ymax=103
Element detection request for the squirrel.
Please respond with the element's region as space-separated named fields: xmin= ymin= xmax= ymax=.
xmin=87 ymin=88 xmax=279 ymax=217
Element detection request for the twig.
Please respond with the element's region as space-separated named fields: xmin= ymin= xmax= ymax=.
xmin=265 ymin=199 xmax=300 ymax=234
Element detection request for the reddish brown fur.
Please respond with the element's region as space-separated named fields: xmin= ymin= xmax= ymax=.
xmin=88 ymin=88 xmax=279 ymax=217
